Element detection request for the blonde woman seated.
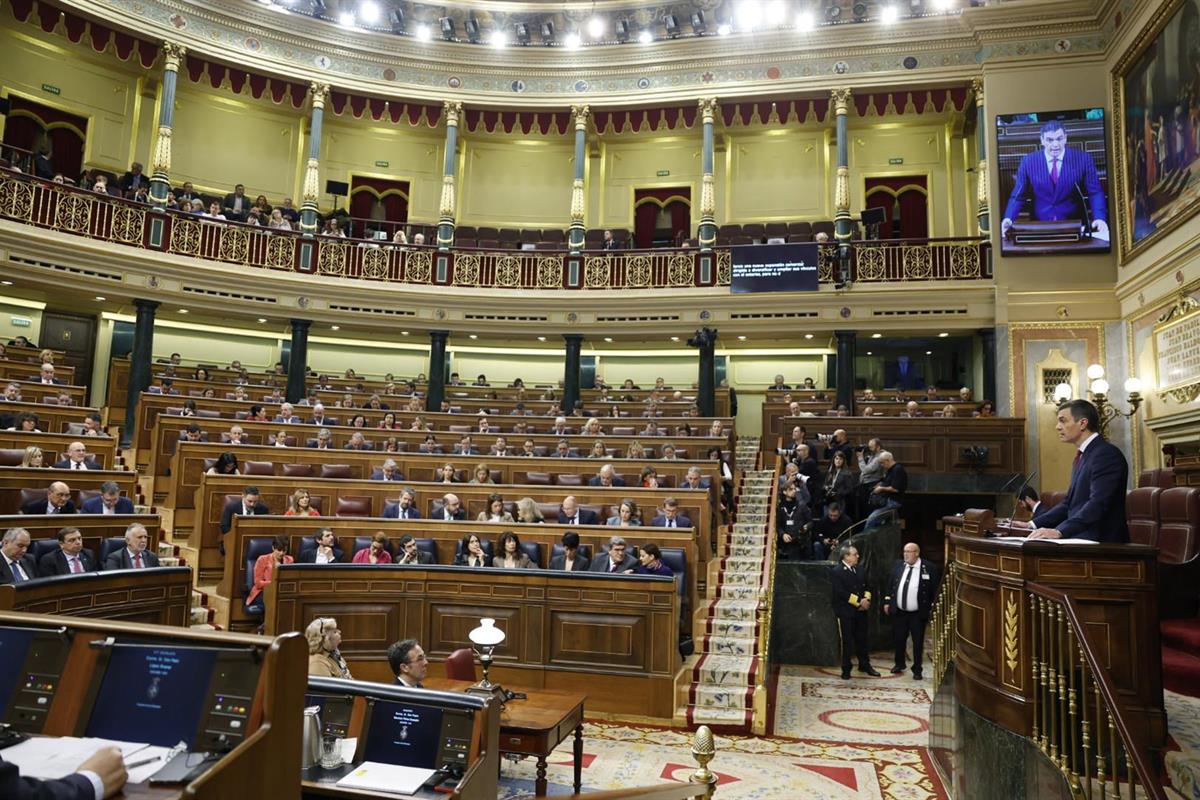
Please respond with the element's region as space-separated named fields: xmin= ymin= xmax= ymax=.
xmin=493 ymin=530 xmax=535 ymax=569
xmin=439 ymin=463 xmax=459 ymax=483
xmin=477 ymin=492 xmax=514 ymax=523
xmin=455 ymin=533 xmax=489 ymax=567
xmin=20 ymin=446 xmax=44 ymax=468
xmin=626 ymin=441 xmax=647 ymax=460
xmin=587 ymin=440 xmax=608 ymax=458
xmin=515 ymin=496 xmax=545 ymax=524
xmin=392 ymin=228 xmax=408 ymax=244
xmin=285 ymin=488 xmax=321 ymax=516
xmin=582 ymin=417 xmax=603 ymax=436
xmin=268 ymin=208 xmax=292 ymax=230
xmin=606 ymin=498 xmax=642 ymax=527
xmin=353 ymin=531 xmax=393 ymax=564
xmin=469 ymin=463 xmax=495 ymax=485
xmin=941 ymin=404 xmax=957 ymax=418
xmin=306 ymin=617 xmax=352 ymax=679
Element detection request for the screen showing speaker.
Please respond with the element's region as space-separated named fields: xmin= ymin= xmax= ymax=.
xmin=729 ymin=243 xmax=819 ymax=293
xmin=995 ymin=107 xmax=1110 ymax=256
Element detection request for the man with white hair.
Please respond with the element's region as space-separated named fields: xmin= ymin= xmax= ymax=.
xmin=40 ymin=363 xmax=63 ymax=385
xmin=274 ymin=402 xmax=301 ymax=424
xmin=103 ymin=522 xmax=160 ymax=570
xmin=20 ymin=481 xmax=77 ymax=515
xmin=372 ymin=459 xmax=404 ymax=481
xmin=54 ymin=441 xmax=98 ymax=470
xmin=0 ymin=528 xmax=36 ymax=583
xmin=866 ymin=451 xmax=907 ymax=529
xmin=589 ymin=463 xmax=626 ymax=487
xmin=309 ymin=402 xmax=335 ymax=427
xmin=550 ymin=416 xmax=572 ymax=436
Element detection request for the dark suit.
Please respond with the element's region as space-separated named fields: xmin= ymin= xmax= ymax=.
xmin=222 ymin=192 xmax=250 ymax=220
xmin=883 ymin=558 xmax=941 ymax=676
xmin=220 ymin=498 xmax=271 ymax=535
xmin=103 ymin=548 xmax=161 ymax=570
xmin=53 ymin=459 xmax=100 ymax=470
xmin=396 ymin=551 xmax=435 ymax=565
xmin=38 ymin=548 xmax=97 ymax=577
xmin=0 ymin=757 xmax=98 ymax=800
xmin=589 ymin=553 xmax=638 ymax=573
xmin=651 ymin=514 xmax=692 ymax=529
xmin=549 ymin=553 xmax=591 ymax=572
xmin=274 ymin=415 xmax=301 ymax=424
xmin=80 ymin=496 xmax=135 ymax=514
xmin=830 ymin=561 xmax=872 ymax=674
xmin=1031 ymin=437 xmax=1129 ymax=542
xmin=0 ymin=554 xmax=37 ymax=584
xmin=1003 ymin=146 xmax=1107 ymax=225
xmin=557 ymin=509 xmax=599 ymax=526
xmin=298 ymin=545 xmax=344 ymax=564
xmin=434 ymin=508 xmax=467 ymax=522
xmin=370 ymin=472 xmax=405 ymax=481
xmin=588 ymin=476 xmax=627 ymax=487
xmin=19 ymin=499 xmax=77 ymax=515
xmin=383 ymin=505 xmax=421 ymax=519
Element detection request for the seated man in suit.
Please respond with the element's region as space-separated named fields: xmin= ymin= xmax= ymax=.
xmin=388 ymin=638 xmax=428 ymax=688
xmin=434 ymin=493 xmax=467 ymax=521
xmin=549 ymin=416 xmax=573 ymax=436
xmin=309 ymin=403 xmax=336 ymax=427
xmin=680 ymin=465 xmax=711 ymax=490
xmin=901 ymin=400 xmax=923 ymax=418
xmin=395 ymin=534 xmax=435 ymax=565
xmin=39 ymin=363 xmax=64 ymax=385
xmin=1 ymin=746 xmax=127 ymax=800
xmin=80 ymin=480 xmax=135 ymax=515
xmin=20 ymin=481 xmax=77 ymax=515
xmin=222 ymin=182 xmax=250 ymax=220
xmin=298 ymin=527 xmax=343 ymax=563
xmin=0 ymin=528 xmax=37 ymax=584
xmin=588 ymin=535 xmax=638 ymax=573
xmin=549 ymin=531 xmax=590 ymax=571
xmin=589 ymin=463 xmax=626 ymax=488
xmin=453 ymin=435 xmax=478 ymax=455
xmin=274 ymin=402 xmax=302 ymax=424
xmin=54 ymin=441 xmax=100 ymax=471
xmin=553 ymin=439 xmax=576 ymax=458
xmin=651 ymin=497 xmax=692 ymax=529
xmin=103 ymin=522 xmax=160 ymax=570
xmin=343 ymin=432 xmax=372 ymax=451
xmin=1020 ymin=399 xmax=1129 ymax=542
xmin=1016 ymin=486 xmax=1042 ymax=519
xmin=383 ymin=488 xmax=422 ymax=519
xmin=37 ymin=526 xmax=97 ymax=576
xmin=219 ymin=486 xmax=271 ymax=548
xmin=372 ymin=459 xmax=405 ymax=481
xmin=558 ymin=496 xmax=598 ymax=526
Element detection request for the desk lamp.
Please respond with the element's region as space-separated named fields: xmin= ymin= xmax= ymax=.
xmin=466 ymin=618 xmax=508 ymax=706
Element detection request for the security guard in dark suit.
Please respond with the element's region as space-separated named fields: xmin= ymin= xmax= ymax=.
xmin=830 ymin=543 xmax=880 ymax=679
xmin=883 ymin=542 xmax=941 ymax=679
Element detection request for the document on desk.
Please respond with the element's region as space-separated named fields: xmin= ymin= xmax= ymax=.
xmin=0 ymin=737 xmax=165 ymax=781
xmin=336 ymin=761 xmax=436 ymax=795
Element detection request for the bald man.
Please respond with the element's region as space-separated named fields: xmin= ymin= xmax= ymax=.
xmin=882 ymin=542 xmax=940 ymax=680
xmin=20 ymin=481 xmax=77 ymax=515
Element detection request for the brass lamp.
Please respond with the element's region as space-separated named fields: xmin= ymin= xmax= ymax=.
xmin=1086 ymin=365 xmax=1144 ymax=438
xmin=466 ymin=618 xmax=508 ymax=706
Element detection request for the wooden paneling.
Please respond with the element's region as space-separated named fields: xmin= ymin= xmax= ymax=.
xmin=0 ymin=513 xmax=162 ymax=563
xmin=0 ymin=567 xmax=192 ymax=625
xmin=0 ymin=400 xmax=101 ymax=434
xmin=0 ymin=358 xmax=77 ymax=383
xmin=0 ymin=466 xmax=140 ymax=515
xmin=0 ymin=430 xmax=119 ymax=469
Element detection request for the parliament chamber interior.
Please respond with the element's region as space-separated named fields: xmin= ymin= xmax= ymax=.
xmin=0 ymin=0 xmax=1198 ymax=795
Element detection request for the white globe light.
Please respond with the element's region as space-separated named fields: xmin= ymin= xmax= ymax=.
xmin=359 ymin=0 xmax=379 ymax=23
xmin=1086 ymin=363 xmax=1105 ymax=380
xmin=338 ymin=10 xmax=355 ymax=26
xmin=638 ymin=28 xmax=653 ymax=44
xmin=796 ymin=11 xmax=815 ymax=30
xmin=880 ymin=5 xmax=900 ymax=23
xmin=564 ymin=32 xmax=582 ymax=49
xmin=587 ymin=16 xmax=605 ymax=38
xmin=1090 ymin=378 xmax=1110 ymax=395
xmin=737 ymin=0 xmax=762 ymax=30
xmin=766 ymin=0 xmax=786 ymax=26
xmin=414 ymin=23 xmax=431 ymax=41
xmin=1053 ymin=383 xmax=1072 ymax=402
xmin=1124 ymin=377 xmax=1144 ymax=394
xmin=717 ymin=22 xmax=732 ymax=35
xmin=933 ymin=0 xmax=955 ymax=10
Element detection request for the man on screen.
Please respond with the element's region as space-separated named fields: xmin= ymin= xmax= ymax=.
xmin=1001 ymin=120 xmax=1109 ymax=242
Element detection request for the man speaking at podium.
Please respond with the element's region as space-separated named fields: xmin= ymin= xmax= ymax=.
xmin=1022 ymin=399 xmax=1129 ymax=543
xmin=1001 ymin=120 xmax=1109 ymax=242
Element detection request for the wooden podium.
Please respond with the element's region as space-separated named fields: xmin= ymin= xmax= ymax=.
xmin=944 ymin=523 xmax=1166 ymax=750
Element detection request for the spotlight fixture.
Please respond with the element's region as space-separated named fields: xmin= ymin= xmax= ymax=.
xmin=415 ymin=22 xmax=431 ymax=40
xmin=664 ymin=14 xmax=680 ymax=37
xmin=766 ymin=0 xmax=786 ymax=26
xmin=938 ymin=332 xmax=949 ymax=337
xmin=439 ymin=16 xmax=455 ymax=39
xmin=587 ymin=16 xmax=605 ymax=38
xmin=615 ymin=19 xmax=630 ymax=41
xmin=880 ymin=4 xmax=900 ymax=23
xmin=736 ymin=0 xmax=761 ymax=30
xmin=796 ymin=10 xmax=815 ymax=29
xmin=852 ymin=1 xmax=868 ymax=20
xmin=717 ymin=22 xmax=731 ymax=34
xmin=464 ymin=16 xmax=480 ymax=42
xmin=489 ymin=29 xmax=507 ymax=47
xmin=638 ymin=27 xmax=654 ymax=43
xmin=825 ymin=0 xmax=841 ymax=21
xmin=564 ymin=31 xmax=581 ymax=49
xmin=515 ymin=22 xmax=530 ymax=44
xmin=690 ymin=10 xmax=707 ymax=34
xmin=387 ymin=7 xmax=404 ymax=32
xmin=359 ymin=0 xmax=379 ymax=24
xmin=338 ymin=9 xmax=355 ymax=26
xmin=540 ymin=21 xmax=555 ymax=43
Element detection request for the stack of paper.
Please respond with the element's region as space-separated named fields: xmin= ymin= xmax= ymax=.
xmin=1 ymin=737 xmax=172 ymax=784
xmin=335 ymin=761 xmax=436 ymax=795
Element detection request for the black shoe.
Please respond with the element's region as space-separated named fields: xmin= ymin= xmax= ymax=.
xmin=912 ymin=672 xmax=923 ymax=680
xmin=841 ymin=671 xmax=851 ymax=680
xmin=890 ymin=666 xmax=905 ymax=675
xmin=859 ymin=666 xmax=881 ymax=677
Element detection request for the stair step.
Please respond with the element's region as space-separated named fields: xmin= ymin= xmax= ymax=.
xmin=686 ymin=706 xmax=750 ymax=726
xmin=692 ymin=654 xmax=757 ymax=686
xmin=690 ymin=683 xmax=754 ymax=710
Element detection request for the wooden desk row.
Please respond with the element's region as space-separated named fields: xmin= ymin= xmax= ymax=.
xmin=0 ymin=430 xmax=120 ymax=469
xmin=0 ymin=466 xmax=141 ymax=515
xmin=0 ymin=566 xmax=191 ymax=624
xmin=266 ymin=563 xmax=682 ymax=718
xmin=2 ymin=344 xmax=65 ymax=362
xmin=0 ymin=400 xmax=101 ymax=435
xmin=194 ymin=474 xmax=713 ymax=573
xmin=0 ymin=513 xmax=163 ymax=567
xmin=761 ymin=401 xmax=990 ymax=443
xmin=0 ymin=357 xmax=77 ymax=383
xmin=0 ymin=377 xmax=87 ymax=405
xmin=228 ymin=516 xmax=699 ymax=630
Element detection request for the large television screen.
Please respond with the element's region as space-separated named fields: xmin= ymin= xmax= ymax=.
xmin=995 ymin=108 xmax=1110 ymax=256
xmin=730 ymin=243 xmax=819 ymax=293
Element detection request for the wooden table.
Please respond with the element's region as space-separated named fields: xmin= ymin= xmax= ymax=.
xmin=427 ymin=679 xmax=585 ymax=797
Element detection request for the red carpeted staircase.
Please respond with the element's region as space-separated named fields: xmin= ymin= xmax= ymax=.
xmin=1160 ymin=618 xmax=1200 ymax=697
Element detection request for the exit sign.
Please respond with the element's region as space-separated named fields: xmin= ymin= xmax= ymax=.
xmin=656 ymin=169 xmax=670 ymax=177
xmin=374 ymin=160 xmax=390 ymax=168
xmin=41 ymin=83 xmax=61 ymax=95
xmin=888 ymin=157 xmax=904 ymax=165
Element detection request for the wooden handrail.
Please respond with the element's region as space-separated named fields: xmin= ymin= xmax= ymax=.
xmin=566 ymin=785 xmax=711 ymax=799
xmin=1027 ymin=581 xmax=1167 ymax=799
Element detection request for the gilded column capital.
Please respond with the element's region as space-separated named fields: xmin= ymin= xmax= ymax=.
xmin=971 ymin=77 xmax=984 ymax=107
xmin=302 ymin=158 xmax=321 ymax=204
xmin=309 ymin=82 xmax=330 ymax=110
xmin=572 ymin=105 xmax=590 ymax=131
xmin=699 ymin=97 xmax=718 ymax=124
xmin=831 ymin=88 xmax=852 ymax=116
xmin=161 ymin=42 xmax=186 ymax=72
xmin=444 ymin=101 xmax=463 ymax=127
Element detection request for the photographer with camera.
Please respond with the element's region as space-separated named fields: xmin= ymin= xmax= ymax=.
xmin=866 ymin=451 xmax=907 ymax=530
xmin=856 ymin=437 xmax=885 ymax=517
xmin=820 ymin=428 xmax=854 ymax=464
xmin=776 ymin=482 xmax=813 ymax=560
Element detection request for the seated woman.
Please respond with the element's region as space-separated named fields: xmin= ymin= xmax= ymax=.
xmin=285 ymin=488 xmax=320 ymax=516
xmin=587 ymin=440 xmax=607 ymax=458
xmin=20 ymin=445 xmax=44 ymax=468
xmin=306 ymin=617 xmax=352 ymax=678
xmin=477 ymin=492 xmax=514 ymax=523
xmin=455 ymin=533 xmax=489 ymax=567
xmin=582 ymin=417 xmax=604 ymax=436
xmin=549 ymin=531 xmax=590 ymax=571
xmin=410 ymin=415 xmax=429 ymax=431
xmin=245 ymin=404 xmax=268 ymax=422
xmin=514 ymin=496 xmax=544 ymax=524
xmin=469 ymin=463 xmax=495 ymax=485
xmin=493 ymin=530 xmax=535 ymax=569
xmin=606 ymin=499 xmax=642 ymax=527
xmin=976 ymin=400 xmax=995 ymax=418
xmin=382 ymin=437 xmax=399 ymax=453
xmin=194 ymin=367 xmax=210 ymax=381
xmin=349 ymin=414 xmax=368 ymax=428
xmin=246 ymin=536 xmax=292 ymax=615
xmin=274 ymin=430 xmax=290 ymax=448
xmin=633 ymin=543 xmax=674 ymax=576
xmin=353 ymin=531 xmax=393 ymax=564
xmin=626 ymin=441 xmax=647 ymax=459
xmin=640 ymin=466 xmax=660 ymax=488
xmin=201 ymin=387 xmax=216 ymax=399
xmin=941 ymin=404 xmax=957 ymax=418
xmin=8 ymin=412 xmax=41 ymax=432
xmin=378 ymin=412 xmax=398 ymax=430
xmin=206 ymin=451 xmax=240 ymax=475
xmin=179 ymin=399 xmax=197 ymax=416
xmin=438 ymin=462 xmax=459 ymax=483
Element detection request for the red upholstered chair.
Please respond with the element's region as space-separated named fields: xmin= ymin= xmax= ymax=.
xmin=444 ymin=648 xmax=476 ymax=681
xmin=19 ymin=488 xmax=44 ymax=509
xmin=282 ymin=463 xmax=314 ymax=477
xmin=336 ymin=496 xmax=372 ymax=517
xmin=243 ymin=461 xmax=275 ymax=476
xmin=1156 ymin=468 xmax=1176 ymax=489
xmin=321 ymin=464 xmax=353 ymax=479
xmin=788 ymin=221 xmax=813 ymax=236
xmin=0 ymin=449 xmax=25 ymax=466
xmin=1040 ymin=491 xmax=1067 ymax=512
xmin=1125 ymin=487 xmax=1161 ymax=548
xmin=536 ymin=502 xmax=561 ymax=521
xmin=1158 ymin=487 xmax=1199 ymax=564
xmin=556 ymin=474 xmax=583 ymax=486
xmin=522 ymin=472 xmax=551 ymax=485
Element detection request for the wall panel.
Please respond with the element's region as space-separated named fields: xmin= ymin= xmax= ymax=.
xmin=727 ymin=131 xmax=826 ymax=222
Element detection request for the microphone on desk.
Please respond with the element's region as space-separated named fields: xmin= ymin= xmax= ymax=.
xmin=1075 ymin=182 xmax=1093 ymax=239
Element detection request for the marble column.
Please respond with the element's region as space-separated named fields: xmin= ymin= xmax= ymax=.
xmin=835 ymin=330 xmax=856 ymax=414
xmin=980 ymin=326 xmax=997 ymax=405
xmin=300 ymin=82 xmax=330 ymax=235
xmin=831 ymin=88 xmax=853 ymax=280
xmin=425 ymin=331 xmax=450 ymax=412
xmin=286 ymin=319 xmax=310 ymax=403
xmin=437 ymin=101 xmax=463 ymax=250
xmin=568 ymin=106 xmax=589 ymax=253
xmin=562 ymin=334 xmax=583 ymax=412
xmin=972 ymin=78 xmax=990 ymax=236
xmin=123 ymin=299 xmax=159 ymax=446
xmin=694 ymin=329 xmax=718 ymax=417
xmin=698 ymin=98 xmax=718 ymax=250
xmin=148 ymin=42 xmax=185 ymax=209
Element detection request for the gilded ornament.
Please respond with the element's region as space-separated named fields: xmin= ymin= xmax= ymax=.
xmin=302 ymin=158 xmax=321 ymax=203
xmin=453 ymin=254 xmax=480 ymax=285
xmin=317 ymin=241 xmax=347 ymax=275
xmin=161 ymin=42 xmax=187 ymax=72
xmin=438 ymin=175 xmax=456 ymax=219
xmin=570 ymin=179 xmax=585 ymax=223
xmin=830 ymin=88 xmax=852 ymax=115
xmin=698 ymin=97 xmax=718 ymax=124
xmin=536 ymin=256 xmax=562 ymax=288
xmin=361 ymin=246 xmax=389 ymax=279
xmin=699 ymin=173 xmax=715 ymax=218
xmin=834 ymin=165 xmax=850 ymax=212
xmin=218 ymin=226 xmax=249 ymax=264
xmin=443 ymin=101 xmax=463 ymax=127
xmin=404 ymin=250 xmax=432 ymax=283
xmin=151 ymin=126 xmax=173 ymax=174
xmin=584 ymin=255 xmax=611 ymax=288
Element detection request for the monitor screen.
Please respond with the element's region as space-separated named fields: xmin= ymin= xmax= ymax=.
xmin=995 ymin=107 xmax=1110 ymax=256
xmin=85 ymin=645 xmax=218 ymax=747
xmin=362 ymin=700 xmax=444 ymax=769
xmin=0 ymin=628 xmax=34 ymax=715
xmin=730 ymin=243 xmax=820 ymax=293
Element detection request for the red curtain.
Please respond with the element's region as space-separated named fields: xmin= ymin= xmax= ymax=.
xmin=3 ymin=96 xmax=87 ymax=180
xmin=349 ymin=177 xmax=410 ymax=226
xmin=863 ymin=176 xmax=929 ymax=239
xmin=633 ymin=187 xmax=691 ymax=248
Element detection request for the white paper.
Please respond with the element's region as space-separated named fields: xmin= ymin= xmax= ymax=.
xmin=1 ymin=737 xmax=150 ymax=780
xmin=336 ymin=761 xmax=436 ymax=795
xmin=339 ymin=737 xmax=358 ymax=763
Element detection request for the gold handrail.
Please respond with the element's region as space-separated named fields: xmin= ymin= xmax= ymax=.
xmin=928 ymin=559 xmax=957 ymax=689
xmin=751 ymin=451 xmax=781 ymax=734
xmin=1027 ymin=582 xmax=1167 ymax=800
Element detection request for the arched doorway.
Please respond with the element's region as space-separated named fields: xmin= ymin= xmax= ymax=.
xmin=863 ymin=176 xmax=929 ymax=239
xmin=2 ymin=96 xmax=87 ymax=182
xmin=633 ymin=187 xmax=691 ymax=248
xmin=348 ymin=176 xmax=409 ymax=239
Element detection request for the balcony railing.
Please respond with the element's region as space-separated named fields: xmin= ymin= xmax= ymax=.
xmin=0 ymin=170 xmax=991 ymax=290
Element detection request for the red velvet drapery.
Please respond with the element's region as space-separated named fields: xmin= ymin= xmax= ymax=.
xmin=633 ymin=187 xmax=691 ymax=248
xmin=349 ymin=176 xmax=410 ymax=226
xmin=864 ymin=176 xmax=929 ymax=239
xmin=2 ymin=96 xmax=88 ymax=181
